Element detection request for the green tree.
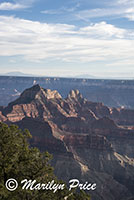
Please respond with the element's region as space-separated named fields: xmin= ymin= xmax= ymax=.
xmin=0 ymin=122 xmax=91 ymax=200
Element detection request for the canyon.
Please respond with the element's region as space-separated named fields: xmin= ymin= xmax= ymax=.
xmin=0 ymin=84 xmax=134 ymax=200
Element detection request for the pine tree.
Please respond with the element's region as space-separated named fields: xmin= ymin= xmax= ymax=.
xmin=0 ymin=122 xmax=91 ymax=200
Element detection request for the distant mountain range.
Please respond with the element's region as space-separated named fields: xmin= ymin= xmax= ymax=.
xmin=0 ymin=71 xmax=134 ymax=80
xmin=1 ymin=71 xmax=96 ymax=79
xmin=1 ymin=71 xmax=35 ymax=77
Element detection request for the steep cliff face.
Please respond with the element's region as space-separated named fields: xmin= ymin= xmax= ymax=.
xmin=53 ymin=133 xmax=134 ymax=200
xmin=14 ymin=117 xmax=67 ymax=153
xmin=63 ymin=134 xmax=112 ymax=150
xmin=1 ymin=85 xmax=134 ymax=200
xmin=0 ymin=111 xmax=6 ymax=121
xmin=110 ymin=107 xmax=134 ymax=125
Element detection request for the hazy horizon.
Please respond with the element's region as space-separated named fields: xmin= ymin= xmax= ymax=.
xmin=0 ymin=70 xmax=134 ymax=80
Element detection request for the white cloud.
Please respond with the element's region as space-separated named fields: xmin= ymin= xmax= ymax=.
xmin=0 ymin=2 xmax=26 ymax=10
xmin=41 ymin=4 xmax=80 ymax=15
xmin=79 ymin=22 xmax=128 ymax=39
xmin=76 ymin=8 xmax=122 ymax=20
xmin=75 ymin=0 xmax=134 ymax=21
xmin=0 ymin=15 xmax=133 ymax=67
xmin=126 ymin=14 xmax=134 ymax=21
xmin=0 ymin=0 xmax=37 ymax=10
xmin=125 ymin=8 xmax=134 ymax=21
xmin=117 ymin=0 xmax=133 ymax=5
xmin=76 ymin=7 xmax=129 ymax=21
xmin=41 ymin=10 xmax=62 ymax=15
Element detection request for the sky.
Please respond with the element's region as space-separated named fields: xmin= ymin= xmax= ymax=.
xmin=0 ymin=0 xmax=134 ymax=78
